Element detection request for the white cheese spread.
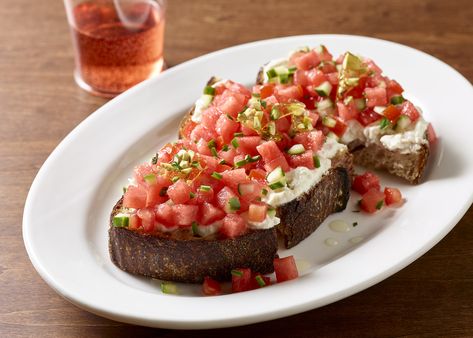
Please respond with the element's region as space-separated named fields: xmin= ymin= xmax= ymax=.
xmin=262 ymin=139 xmax=347 ymax=207
xmin=380 ymin=118 xmax=429 ymax=154
xmin=246 ymin=213 xmax=281 ymax=230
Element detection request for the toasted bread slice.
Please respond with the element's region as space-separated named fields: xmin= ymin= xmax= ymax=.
xmin=109 ymin=199 xmax=278 ymax=283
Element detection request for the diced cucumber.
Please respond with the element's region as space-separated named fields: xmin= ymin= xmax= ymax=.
xmin=267 ymin=208 xmax=276 ymax=217
xmin=287 ymin=144 xmax=305 ymax=155
xmin=390 ymin=95 xmax=405 ymax=105
xmin=274 ymin=65 xmax=289 ymax=75
xmin=326 ymin=131 xmax=339 ymax=141
xmin=379 ymin=117 xmax=390 ymax=130
xmin=373 ymin=106 xmax=387 ymax=114
xmin=266 ymin=68 xmax=277 ymax=79
xmin=203 ymin=86 xmax=215 ymax=96
xmin=161 ymin=282 xmax=178 ymax=294
xmin=268 ymin=181 xmax=286 ymax=190
xmin=395 ymin=115 xmax=412 ymax=131
xmin=317 ymin=98 xmax=334 ymax=112
xmin=200 ymin=94 xmax=213 ymax=107
xmin=314 ymin=81 xmax=332 ymax=97
xmin=267 ymin=166 xmax=285 ymax=183
xmin=354 ymin=98 xmax=366 ymax=111
xmin=228 ymin=197 xmax=241 ymax=211
xmin=322 ymin=116 xmax=337 ymax=128
xmin=143 ymin=173 xmax=157 ymax=185
xmin=238 ymin=183 xmax=255 ymax=196
xmin=112 ymin=215 xmax=129 ymax=227
xmin=313 ymin=155 xmax=321 ymax=168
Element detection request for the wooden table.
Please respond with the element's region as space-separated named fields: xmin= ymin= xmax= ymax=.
xmin=1 ymin=0 xmax=472 ymax=336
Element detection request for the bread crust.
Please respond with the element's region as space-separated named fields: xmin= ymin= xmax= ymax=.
xmin=109 ymin=199 xmax=278 ymax=283
xmin=351 ymin=142 xmax=429 ymax=184
xmin=276 ymin=151 xmax=352 ymax=248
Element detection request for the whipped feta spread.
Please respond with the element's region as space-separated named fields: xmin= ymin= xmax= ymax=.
xmin=246 ymin=213 xmax=281 ymax=230
xmin=380 ymin=118 xmax=429 ymax=154
xmin=359 ymin=118 xmax=429 ymax=154
xmin=195 ymin=221 xmax=222 ymax=237
xmin=262 ymin=139 xmax=346 ymax=207
xmin=341 ymin=120 xmax=366 ymax=145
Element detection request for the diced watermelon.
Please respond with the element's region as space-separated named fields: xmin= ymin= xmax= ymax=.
xmin=352 ymin=171 xmax=381 ymax=195
xmin=383 ymin=105 xmax=401 ymax=122
xmin=275 ymin=85 xmax=304 ymax=102
xmin=199 ymin=155 xmax=219 ymax=174
xmin=306 ymin=69 xmax=327 ymax=87
xmin=293 ymin=69 xmax=309 ymax=86
xmin=259 ymin=83 xmax=276 ymax=99
xmin=215 ymin=114 xmax=240 ymax=143
xmin=293 ymin=130 xmax=325 ymax=152
xmin=172 ymin=204 xmax=199 ymax=226
xmin=200 ymin=106 xmax=222 ymax=131
xmin=293 ymin=50 xmax=320 ymax=70
xmin=218 ymin=147 xmax=237 ymax=166
xmin=364 ymin=58 xmax=383 ymax=75
xmin=123 ymin=185 xmax=147 ymax=209
xmin=137 ymin=208 xmax=155 ymax=232
xmin=238 ymin=181 xmax=264 ymax=203
xmin=248 ymin=203 xmax=267 ymax=223
xmin=155 ymin=203 xmax=174 ymax=226
xmin=249 ymin=168 xmax=267 ymax=183
xmin=199 ymin=202 xmax=226 ymax=225
xmin=133 ymin=163 xmax=154 ymax=187
xmin=216 ymin=186 xmax=240 ymax=213
xmin=241 ymin=124 xmax=259 ymax=136
xmin=188 ymin=186 xmax=214 ymax=205
xmin=196 ymin=138 xmax=212 ymax=156
xmin=358 ymin=108 xmax=383 ymax=126
xmin=315 ymin=46 xmax=333 ymax=61
xmin=386 ymin=79 xmax=404 ymax=98
xmin=264 ymin=156 xmax=291 ymax=172
xmin=364 ymin=87 xmax=387 ymax=107
xmin=202 ymin=277 xmax=222 ymax=296
xmin=231 ymin=268 xmax=252 ymax=292
xmin=145 ymin=184 xmax=167 ymax=207
xmin=222 ymin=168 xmax=249 ymax=191
xmin=128 ymin=214 xmax=141 ymax=230
xmin=167 ymin=180 xmax=192 ymax=204
xmin=215 ymin=92 xmax=246 ymax=118
xmin=427 ymin=123 xmax=437 ymax=144
xmin=273 ymin=256 xmax=299 ymax=282
xmin=190 ymin=124 xmax=216 ymax=142
xmin=400 ymin=101 xmax=420 ymax=122
xmin=236 ymin=136 xmax=262 ymax=156
xmin=220 ymin=214 xmax=246 ymax=238
xmin=337 ymin=101 xmax=359 ymax=121
xmin=275 ymin=116 xmax=291 ymax=133
xmin=288 ymin=150 xmax=315 ymax=169
xmin=326 ymin=72 xmax=339 ymax=85
xmin=360 ymin=188 xmax=385 ymax=213
xmin=384 ymin=187 xmax=403 ymax=206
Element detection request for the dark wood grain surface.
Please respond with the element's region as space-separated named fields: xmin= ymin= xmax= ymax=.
xmin=1 ymin=0 xmax=472 ymax=336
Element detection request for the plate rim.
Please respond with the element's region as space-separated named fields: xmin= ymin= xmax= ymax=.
xmin=23 ymin=34 xmax=473 ymax=329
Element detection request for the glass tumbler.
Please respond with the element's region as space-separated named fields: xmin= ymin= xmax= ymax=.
xmin=64 ymin=0 xmax=166 ymax=98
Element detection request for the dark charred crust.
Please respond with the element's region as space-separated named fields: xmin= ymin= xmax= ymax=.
xmin=351 ymin=143 xmax=429 ymax=184
xmin=109 ymin=200 xmax=278 ymax=283
xmin=276 ymin=166 xmax=351 ymax=249
xmin=256 ymin=67 xmax=265 ymax=85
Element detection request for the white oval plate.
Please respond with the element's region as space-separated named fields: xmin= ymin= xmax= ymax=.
xmin=23 ymin=35 xmax=473 ymax=329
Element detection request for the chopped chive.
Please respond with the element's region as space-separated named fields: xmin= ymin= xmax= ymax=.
xmin=270 ymin=107 xmax=280 ymax=120
xmin=207 ymin=139 xmax=217 ymax=149
xmin=376 ymin=200 xmax=384 ymax=210
xmin=353 ymin=222 xmax=358 ymax=227
xmin=379 ymin=117 xmax=390 ymax=130
xmin=159 ymin=187 xmax=168 ymax=196
xmin=255 ymin=275 xmax=266 ymax=287
xmin=234 ymin=132 xmax=244 ymax=137
xmin=211 ymin=172 xmax=222 ymax=180
xmin=279 ymin=73 xmax=289 ymax=84
xmin=222 ymin=144 xmax=229 ymax=151
xmin=266 ymin=68 xmax=277 ymax=79
xmin=247 ymin=155 xmax=261 ymax=163
xmin=226 ymin=113 xmax=234 ymax=120
xmin=210 ymin=147 xmax=219 ymax=157
xmin=171 ymin=176 xmax=179 ymax=183
xmin=231 ymin=269 xmax=243 ymax=277
xmin=252 ymin=93 xmax=261 ymax=98
xmin=203 ymin=86 xmax=215 ymax=95
xmin=191 ymin=221 xmax=199 ymax=236
xmin=122 ymin=187 xmax=127 ymax=194
xmin=262 ymin=188 xmax=268 ymax=196
xmin=200 ymin=185 xmax=211 ymax=192
xmin=313 ymin=155 xmax=321 ymax=168
xmin=189 ymin=192 xmax=195 ymax=198
xmin=390 ymin=95 xmax=405 ymax=105
xmin=235 ymin=159 xmax=248 ymax=168
xmin=112 ymin=216 xmax=129 ymax=227
xmin=231 ymin=138 xmax=239 ymax=148
xmin=161 ymin=282 xmax=178 ymax=294
xmin=228 ymin=197 xmax=241 ymax=211
xmin=219 ymin=159 xmax=227 ymax=165
xmin=288 ymin=66 xmax=297 ymax=74
xmin=260 ymin=100 xmax=267 ymax=109
xmin=269 ymin=181 xmax=285 ymax=190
